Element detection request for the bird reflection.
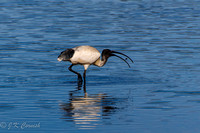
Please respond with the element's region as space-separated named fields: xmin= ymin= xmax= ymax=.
xmin=60 ymin=89 xmax=119 ymax=129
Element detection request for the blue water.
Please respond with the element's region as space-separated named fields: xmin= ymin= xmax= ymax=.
xmin=1 ymin=0 xmax=200 ymax=132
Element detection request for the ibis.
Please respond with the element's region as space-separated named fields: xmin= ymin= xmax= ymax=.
xmin=57 ymin=45 xmax=133 ymax=86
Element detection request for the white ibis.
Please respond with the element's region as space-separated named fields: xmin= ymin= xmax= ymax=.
xmin=57 ymin=45 xmax=133 ymax=85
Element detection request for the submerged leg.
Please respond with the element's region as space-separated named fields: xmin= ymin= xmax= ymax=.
xmin=83 ymin=70 xmax=86 ymax=92
xmin=68 ymin=64 xmax=83 ymax=83
xmin=83 ymin=64 xmax=90 ymax=91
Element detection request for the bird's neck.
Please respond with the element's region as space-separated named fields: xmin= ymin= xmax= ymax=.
xmin=94 ymin=57 xmax=108 ymax=67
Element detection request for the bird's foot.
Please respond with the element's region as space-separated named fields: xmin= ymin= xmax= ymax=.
xmin=78 ymin=75 xmax=83 ymax=82
xmin=77 ymin=75 xmax=83 ymax=86
xmin=78 ymin=81 xmax=82 ymax=88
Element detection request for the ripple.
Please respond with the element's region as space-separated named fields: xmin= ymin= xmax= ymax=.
xmin=153 ymin=90 xmax=200 ymax=96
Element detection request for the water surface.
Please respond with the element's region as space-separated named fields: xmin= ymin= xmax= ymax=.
xmin=1 ymin=0 xmax=200 ymax=132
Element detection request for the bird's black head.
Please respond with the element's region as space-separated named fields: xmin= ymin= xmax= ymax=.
xmin=57 ymin=49 xmax=74 ymax=62
xmin=102 ymin=49 xmax=112 ymax=59
xmin=102 ymin=49 xmax=133 ymax=68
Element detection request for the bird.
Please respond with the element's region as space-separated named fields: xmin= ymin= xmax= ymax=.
xmin=57 ymin=45 xmax=133 ymax=86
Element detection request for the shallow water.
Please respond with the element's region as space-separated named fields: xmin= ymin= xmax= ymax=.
xmin=1 ymin=0 xmax=200 ymax=132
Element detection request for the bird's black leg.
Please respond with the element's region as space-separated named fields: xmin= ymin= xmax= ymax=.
xmin=68 ymin=64 xmax=83 ymax=85
xmin=83 ymin=70 xmax=86 ymax=91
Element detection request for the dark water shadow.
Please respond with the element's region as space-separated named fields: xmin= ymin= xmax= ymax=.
xmin=59 ymin=85 xmax=126 ymax=129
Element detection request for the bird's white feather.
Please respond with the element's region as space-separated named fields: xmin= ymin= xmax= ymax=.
xmin=70 ymin=46 xmax=101 ymax=66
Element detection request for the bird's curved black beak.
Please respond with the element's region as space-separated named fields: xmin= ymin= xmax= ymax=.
xmin=110 ymin=51 xmax=133 ymax=68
